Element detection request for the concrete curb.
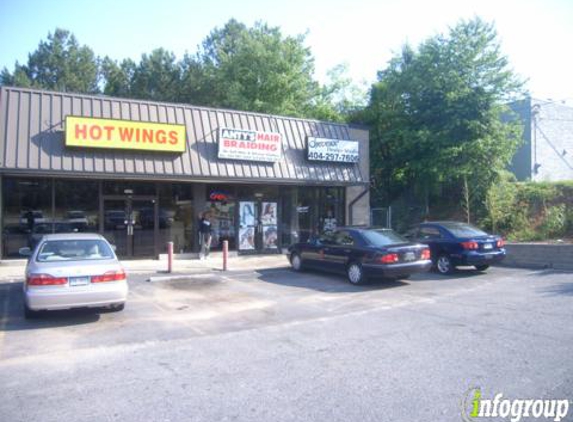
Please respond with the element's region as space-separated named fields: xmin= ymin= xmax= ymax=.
xmin=147 ymin=273 xmax=216 ymax=282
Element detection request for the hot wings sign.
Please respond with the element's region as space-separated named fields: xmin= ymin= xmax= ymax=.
xmin=66 ymin=116 xmax=186 ymax=153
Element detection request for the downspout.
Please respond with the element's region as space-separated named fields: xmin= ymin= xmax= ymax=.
xmin=348 ymin=185 xmax=370 ymax=226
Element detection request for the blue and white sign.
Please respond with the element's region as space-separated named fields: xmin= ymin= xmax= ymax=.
xmin=307 ymin=137 xmax=359 ymax=163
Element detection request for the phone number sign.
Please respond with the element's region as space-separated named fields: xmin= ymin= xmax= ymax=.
xmin=307 ymin=137 xmax=359 ymax=163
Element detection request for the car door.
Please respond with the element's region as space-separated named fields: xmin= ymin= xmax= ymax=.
xmin=323 ymin=230 xmax=355 ymax=273
xmin=301 ymin=233 xmax=332 ymax=269
xmin=414 ymin=225 xmax=445 ymax=260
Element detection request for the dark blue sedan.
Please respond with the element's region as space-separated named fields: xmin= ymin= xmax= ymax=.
xmin=406 ymin=221 xmax=506 ymax=275
xmin=288 ymin=228 xmax=432 ymax=285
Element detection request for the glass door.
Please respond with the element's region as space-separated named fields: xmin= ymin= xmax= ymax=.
xmin=260 ymin=201 xmax=278 ymax=251
xmin=238 ymin=200 xmax=279 ymax=253
xmin=103 ymin=199 xmax=128 ymax=257
xmin=131 ymin=199 xmax=156 ymax=257
xmin=103 ymin=197 xmax=156 ymax=258
xmin=238 ymin=201 xmax=257 ymax=252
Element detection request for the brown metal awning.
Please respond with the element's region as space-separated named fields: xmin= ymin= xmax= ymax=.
xmin=0 ymin=86 xmax=368 ymax=186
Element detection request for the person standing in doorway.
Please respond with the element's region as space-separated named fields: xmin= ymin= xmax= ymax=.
xmin=199 ymin=211 xmax=213 ymax=259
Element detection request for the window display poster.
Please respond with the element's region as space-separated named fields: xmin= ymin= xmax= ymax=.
xmin=239 ymin=226 xmax=255 ymax=250
xmin=261 ymin=202 xmax=277 ymax=225
xmin=239 ymin=201 xmax=255 ymax=227
xmin=263 ymin=225 xmax=278 ymax=249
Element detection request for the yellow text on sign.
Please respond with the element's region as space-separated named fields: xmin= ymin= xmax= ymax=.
xmin=65 ymin=116 xmax=186 ymax=153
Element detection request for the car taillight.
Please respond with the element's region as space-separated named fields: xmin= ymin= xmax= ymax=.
xmin=91 ymin=269 xmax=126 ymax=283
xmin=496 ymin=238 xmax=505 ymax=248
xmin=461 ymin=241 xmax=479 ymax=250
xmin=27 ymin=274 xmax=67 ymax=286
xmin=378 ymin=253 xmax=399 ymax=264
xmin=421 ymin=249 xmax=431 ymax=260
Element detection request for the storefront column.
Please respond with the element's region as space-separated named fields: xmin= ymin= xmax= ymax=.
xmin=192 ymin=184 xmax=206 ymax=252
xmin=98 ymin=181 xmax=103 ymax=233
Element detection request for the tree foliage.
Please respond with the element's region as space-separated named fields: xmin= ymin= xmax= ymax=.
xmin=1 ymin=28 xmax=99 ymax=93
xmin=1 ymin=23 xmax=364 ymax=121
xmin=184 ymin=19 xmax=327 ymax=118
xmin=364 ymin=18 xmax=525 ymax=213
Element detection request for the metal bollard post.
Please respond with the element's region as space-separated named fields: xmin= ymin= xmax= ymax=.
xmin=222 ymin=240 xmax=228 ymax=271
xmin=167 ymin=241 xmax=174 ymax=273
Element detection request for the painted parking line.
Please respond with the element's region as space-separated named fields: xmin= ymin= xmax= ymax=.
xmin=0 ymin=285 xmax=11 ymax=360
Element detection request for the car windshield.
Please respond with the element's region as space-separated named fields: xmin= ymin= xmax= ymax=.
xmin=440 ymin=222 xmax=488 ymax=237
xmin=361 ymin=229 xmax=409 ymax=246
xmin=36 ymin=239 xmax=115 ymax=262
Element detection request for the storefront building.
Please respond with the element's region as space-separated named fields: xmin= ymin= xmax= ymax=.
xmin=0 ymin=86 xmax=369 ymax=259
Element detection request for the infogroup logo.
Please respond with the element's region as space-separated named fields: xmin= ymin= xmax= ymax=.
xmin=461 ymin=387 xmax=570 ymax=422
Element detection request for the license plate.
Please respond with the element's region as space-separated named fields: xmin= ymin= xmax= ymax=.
xmin=404 ymin=252 xmax=416 ymax=261
xmin=69 ymin=276 xmax=90 ymax=286
xmin=483 ymin=243 xmax=493 ymax=250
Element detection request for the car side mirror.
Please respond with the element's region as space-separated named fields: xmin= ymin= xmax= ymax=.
xmin=19 ymin=247 xmax=32 ymax=257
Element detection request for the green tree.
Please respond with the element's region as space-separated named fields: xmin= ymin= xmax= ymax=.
xmin=130 ymin=48 xmax=182 ymax=102
xmin=101 ymin=57 xmax=136 ymax=98
xmin=0 ymin=28 xmax=99 ymax=93
xmin=319 ymin=63 xmax=368 ymax=119
xmin=102 ymin=49 xmax=182 ymax=102
xmin=365 ymin=18 xmax=524 ymax=214
xmin=184 ymin=19 xmax=323 ymax=117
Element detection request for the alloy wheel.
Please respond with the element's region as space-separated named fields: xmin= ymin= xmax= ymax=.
xmin=347 ymin=263 xmax=363 ymax=285
xmin=291 ymin=254 xmax=302 ymax=271
xmin=437 ymin=255 xmax=452 ymax=274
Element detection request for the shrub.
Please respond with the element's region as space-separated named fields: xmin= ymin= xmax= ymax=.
xmin=540 ymin=204 xmax=567 ymax=238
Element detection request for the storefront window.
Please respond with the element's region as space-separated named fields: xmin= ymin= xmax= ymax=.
xmin=2 ymin=177 xmax=53 ymax=257
xmin=288 ymin=187 xmax=345 ymax=244
xmin=158 ymin=183 xmax=194 ymax=253
xmin=205 ymin=185 xmax=236 ymax=250
xmin=103 ymin=180 xmax=156 ymax=196
xmin=318 ymin=187 xmax=345 ymax=234
xmin=55 ymin=180 xmax=99 ymax=233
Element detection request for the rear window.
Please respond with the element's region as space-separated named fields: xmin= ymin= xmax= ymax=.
xmin=361 ymin=229 xmax=409 ymax=246
xmin=440 ymin=222 xmax=487 ymax=238
xmin=36 ymin=239 xmax=115 ymax=262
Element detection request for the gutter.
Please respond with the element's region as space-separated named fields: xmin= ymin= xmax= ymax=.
xmin=348 ymin=186 xmax=370 ymax=226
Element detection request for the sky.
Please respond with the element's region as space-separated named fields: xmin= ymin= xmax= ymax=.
xmin=1 ymin=0 xmax=572 ymax=102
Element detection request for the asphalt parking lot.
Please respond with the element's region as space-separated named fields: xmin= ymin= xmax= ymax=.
xmin=1 ymin=264 xmax=572 ymax=421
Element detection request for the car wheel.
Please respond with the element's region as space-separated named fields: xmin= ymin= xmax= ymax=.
xmin=24 ymin=303 xmax=40 ymax=319
xmin=290 ymin=253 xmax=304 ymax=272
xmin=475 ymin=265 xmax=490 ymax=272
xmin=436 ymin=254 xmax=455 ymax=275
xmin=347 ymin=262 xmax=366 ymax=285
xmin=111 ymin=303 xmax=125 ymax=312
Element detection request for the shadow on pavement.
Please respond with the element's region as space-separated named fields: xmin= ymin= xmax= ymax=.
xmin=408 ymin=268 xmax=487 ymax=282
xmin=0 ymin=282 xmax=102 ymax=331
xmin=255 ymin=268 xmax=409 ymax=293
xmin=540 ymin=282 xmax=573 ymax=297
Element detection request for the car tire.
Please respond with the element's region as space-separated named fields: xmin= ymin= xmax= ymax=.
xmin=24 ymin=303 xmax=40 ymax=319
xmin=475 ymin=265 xmax=490 ymax=272
xmin=347 ymin=262 xmax=366 ymax=285
xmin=111 ymin=303 xmax=125 ymax=312
xmin=290 ymin=253 xmax=304 ymax=272
xmin=436 ymin=254 xmax=455 ymax=275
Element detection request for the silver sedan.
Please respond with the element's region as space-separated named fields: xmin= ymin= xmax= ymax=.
xmin=20 ymin=233 xmax=128 ymax=318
